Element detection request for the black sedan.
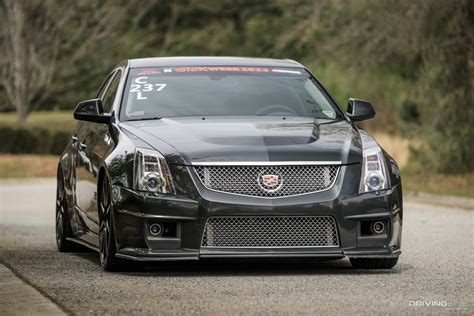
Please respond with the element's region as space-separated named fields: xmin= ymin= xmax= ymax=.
xmin=56 ymin=57 xmax=402 ymax=271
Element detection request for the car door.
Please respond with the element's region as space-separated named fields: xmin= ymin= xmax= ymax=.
xmin=73 ymin=120 xmax=94 ymax=231
xmin=67 ymin=120 xmax=86 ymax=234
xmin=75 ymin=70 xmax=121 ymax=235
xmin=83 ymin=69 xmax=122 ymax=228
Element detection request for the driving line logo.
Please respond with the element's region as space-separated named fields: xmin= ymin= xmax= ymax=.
xmin=408 ymin=300 xmax=470 ymax=312
xmin=408 ymin=300 xmax=448 ymax=307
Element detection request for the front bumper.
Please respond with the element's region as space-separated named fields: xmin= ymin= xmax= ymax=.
xmin=112 ymin=164 xmax=403 ymax=261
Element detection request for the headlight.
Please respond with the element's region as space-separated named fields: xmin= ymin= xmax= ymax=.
xmin=359 ymin=146 xmax=390 ymax=193
xmin=134 ymin=148 xmax=174 ymax=194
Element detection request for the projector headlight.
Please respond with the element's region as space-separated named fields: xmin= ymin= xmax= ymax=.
xmin=134 ymin=148 xmax=174 ymax=194
xmin=360 ymin=146 xmax=390 ymax=193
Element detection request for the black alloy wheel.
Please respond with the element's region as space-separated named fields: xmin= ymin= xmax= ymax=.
xmin=56 ymin=169 xmax=76 ymax=252
xmin=99 ymin=175 xmax=121 ymax=271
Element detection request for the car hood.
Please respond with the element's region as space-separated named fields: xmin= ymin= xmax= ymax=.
xmin=120 ymin=116 xmax=362 ymax=166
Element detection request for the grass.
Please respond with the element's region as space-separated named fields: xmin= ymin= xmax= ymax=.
xmin=402 ymin=170 xmax=474 ymax=198
xmin=0 ymin=111 xmax=75 ymax=132
xmin=0 ymin=154 xmax=59 ymax=178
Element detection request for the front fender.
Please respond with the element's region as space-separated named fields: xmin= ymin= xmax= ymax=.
xmin=383 ymin=150 xmax=402 ymax=188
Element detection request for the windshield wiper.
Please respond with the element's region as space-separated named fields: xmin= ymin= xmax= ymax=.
xmin=126 ymin=117 xmax=162 ymax=122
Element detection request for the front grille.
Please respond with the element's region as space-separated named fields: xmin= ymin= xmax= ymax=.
xmin=194 ymin=164 xmax=339 ymax=198
xmin=201 ymin=216 xmax=339 ymax=248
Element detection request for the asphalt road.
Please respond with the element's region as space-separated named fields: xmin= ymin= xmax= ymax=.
xmin=0 ymin=179 xmax=472 ymax=315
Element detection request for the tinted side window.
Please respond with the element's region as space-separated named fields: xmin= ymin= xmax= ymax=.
xmin=102 ymin=71 xmax=122 ymax=113
xmin=97 ymin=72 xmax=115 ymax=99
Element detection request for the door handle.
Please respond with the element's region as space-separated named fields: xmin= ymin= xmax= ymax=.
xmin=71 ymin=135 xmax=78 ymax=143
xmin=79 ymin=142 xmax=87 ymax=150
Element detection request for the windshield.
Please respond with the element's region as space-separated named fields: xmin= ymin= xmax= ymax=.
xmin=120 ymin=66 xmax=343 ymax=121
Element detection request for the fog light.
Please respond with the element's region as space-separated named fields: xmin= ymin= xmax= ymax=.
xmin=371 ymin=221 xmax=385 ymax=234
xmin=149 ymin=223 xmax=163 ymax=236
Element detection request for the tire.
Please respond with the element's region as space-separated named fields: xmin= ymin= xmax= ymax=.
xmin=350 ymin=257 xmax=399 ymax=269
xmin=56 ymin=168 xmax=79 ymax=252
xmin=98 ymin=175 xmax=123 ymax=271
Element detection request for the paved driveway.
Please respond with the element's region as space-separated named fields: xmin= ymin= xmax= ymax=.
xmin=0 ymin=179 xmax=472 ymax=315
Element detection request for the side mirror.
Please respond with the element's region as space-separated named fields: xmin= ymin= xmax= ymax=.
xmin=73 ymin=98 xmax=111 ymax=124
xmin=346 ymin=98 xmax=376 ymax=121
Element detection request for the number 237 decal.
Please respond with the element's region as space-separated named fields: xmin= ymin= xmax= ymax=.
xmin=130 ymin=76 xmax=167 ymax=100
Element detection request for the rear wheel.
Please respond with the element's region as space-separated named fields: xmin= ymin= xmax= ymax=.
xmin=99 ymin=175 xmax=122 ymax=271
xmin=56 ymin=169 xmax=78 ymax=252
xmin=350 ymin=257 xmax=399 ymax=269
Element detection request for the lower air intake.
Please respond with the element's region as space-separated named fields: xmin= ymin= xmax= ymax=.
xmin=201 ymin=216 xmax=339 ymax=248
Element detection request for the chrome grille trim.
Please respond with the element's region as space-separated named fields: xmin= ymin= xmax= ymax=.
xmin=201 ymin=216 xmax=339 ymax=248
xmin=192 ymin=161 xmax=342 ymax=166
xmin=194 ymin=163 xmax=340 ymax=198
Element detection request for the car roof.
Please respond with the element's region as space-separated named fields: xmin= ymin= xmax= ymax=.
xmin=128 ymin=56 xmax=304 ymax=68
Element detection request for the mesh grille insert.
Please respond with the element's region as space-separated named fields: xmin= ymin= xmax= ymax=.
xmin=194 ymin=165 xmax=339 ymax=198
xmin=201 ymin=216 xmax=339 ymax=248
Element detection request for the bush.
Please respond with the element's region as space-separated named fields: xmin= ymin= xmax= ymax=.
xmin=0 ymin=126 xmax=69 ymax=155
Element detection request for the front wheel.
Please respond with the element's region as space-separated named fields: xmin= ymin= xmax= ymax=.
xmin=350 ymin=257 xmax=399 ymax=269
xmin=98 ymin=175 xmax=123 ymax=271
xmin=56 ymin=169 xmax=78 ymax=252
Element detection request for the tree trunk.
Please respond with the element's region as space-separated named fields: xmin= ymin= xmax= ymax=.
xmin=17 ymin=105 xmax=29 ymax=122
xmin=466 ymin=0 xmax=474 ymax=170
xmin=468 ymin=33 xmax=474 ymax=170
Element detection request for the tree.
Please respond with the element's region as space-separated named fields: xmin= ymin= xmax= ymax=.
xmin=270 ymin=0 xmax=474 ymax=172
xmin=0 ymin=0 xmax=123 ymax=121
